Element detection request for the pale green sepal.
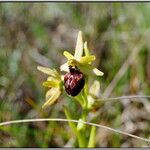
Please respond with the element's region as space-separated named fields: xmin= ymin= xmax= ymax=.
xmin=78 ymin=64 xmax=103 ymax=76
xmin=74 ymin=31 xmax=83 ymax=61
xmin=46 ymin=88 xmax=56 ymax=100
xmin=37 ymin=66 xmax=58 ymax=77
xmin=93 ymin=68 xmax=104 ymax=76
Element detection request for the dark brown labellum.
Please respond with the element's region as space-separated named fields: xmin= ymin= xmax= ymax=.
xmin=64 ymin=66 xmax=85 ymax=96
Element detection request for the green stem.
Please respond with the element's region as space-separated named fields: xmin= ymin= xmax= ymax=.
xmin=77 ymin=130 xmax=86 ymax=147
xmin=77 ymin=92 xmax=89 ymax=147
xmin=88 ymin=126 xmax=96 ymax=147
xmin=82 ymin=108 xmax=88 ymax=121
xmin=64 ymin=80 xmax=94 ymax=147
xmin=64 ymin=107 xmax=86 ymax=147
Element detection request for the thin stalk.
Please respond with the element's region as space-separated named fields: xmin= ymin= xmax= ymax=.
xmin=0 ymin=118 xmax=149 ymax=143
xmin=99 ymin=95 xmax=150 ymax=102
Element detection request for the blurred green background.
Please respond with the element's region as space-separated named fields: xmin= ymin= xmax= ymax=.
xmin=0 ymin=3 xmax=150 ymax=147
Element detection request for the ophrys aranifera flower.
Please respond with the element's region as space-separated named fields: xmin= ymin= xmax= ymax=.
xmin=37 ymin=30 xmax=104 ymax=108
xmin=60 ymin=31 xmax=104 ymax=77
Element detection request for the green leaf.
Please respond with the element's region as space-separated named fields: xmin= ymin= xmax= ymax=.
xmin=64 ymin=107 xmax=86 ymax=147
xmin=74 ymin=31 xmax=83 ymax=60
xmin=64 ymin=107 xmax=77 ymax=133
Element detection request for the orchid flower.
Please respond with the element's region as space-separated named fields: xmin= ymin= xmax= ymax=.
xmin=60 ymin=31 xmax=104 ymax=77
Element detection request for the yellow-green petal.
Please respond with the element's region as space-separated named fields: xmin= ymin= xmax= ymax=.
xmin=63 ymin=51 xmax=74 ymax=60
xmin=42 ymin=88 xmax=61 ymax=108
xmin=79 ymin=55 xmax=95 ymax=64
xmin=74 ymin=31 xmax=83 ymax=60
xmin=84 ymin=41 xmax=90 ymax=56
xmin=42 ymin=81 xmax=59 ymax=88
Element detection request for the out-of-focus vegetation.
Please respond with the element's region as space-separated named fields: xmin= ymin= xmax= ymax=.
xmin=0 ymin=3 xmax=150 ymax=147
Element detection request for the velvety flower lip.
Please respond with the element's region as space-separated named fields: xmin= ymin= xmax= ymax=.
xmin=37 ymin=66 xmax=62 ymax=108
xmin=60 ymin=31 xmax=104 ymax=77
xmin=64 ymin=66 xmax=85 ymax=96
